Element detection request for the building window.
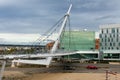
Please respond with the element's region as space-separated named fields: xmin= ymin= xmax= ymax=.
xmin=116 ymin=38 xmax=118 ymax=42
xmin=117 ymin=34 xmax=119 ymax=38
xmin=102 ymin=47 xmax=104 ymax=50
xmin=105 ymin=43 xmax=107 ymax=46
xmin=99 ymin=34 xmax=102 ymax=38
xmin=105 ymin=39 xmax=106 ymax=42
xmin=117 ymin=47 xmax=119 ymax=50
xmin=113 ymin=43 xmax=115 ymax=46
xmin=117 ymin=28 xmax=119 ymax=33
xmin=110 ymin=34 xmax=112 ymax=37
xmin=111 ymin=38 xmax=113 ymax=42
xmin=113 ymin=34 xmax=115 ymax=37
xmin=105 ymin=34 xmax=107 ymax=37
xmin=110 ymin=43 xmax=112 ymax=46
xmin=112 ymin=28 xmax=115 ymax=33
xmin=101 ymin=38 xmax=103 ymax=42
xmin=100 ymin=43 xmax=102 ymax=46
xmin=119 ymin=43 xmax=120 ymax=46
xmin=105 ymin=47 xmax=106 ymax=49
xmin=107 ymin=29 xmax=108 ymax=33
xmin=108 ymin=38 xmax=110 ymax=42
xmin=101 ymin=29 xmax=103 ymax=33
xmin=111 ymin=47 xmax=114 ymax=49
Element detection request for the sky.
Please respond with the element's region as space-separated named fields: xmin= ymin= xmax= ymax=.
xmin=0 ymin=0 xmax=120 ymax=43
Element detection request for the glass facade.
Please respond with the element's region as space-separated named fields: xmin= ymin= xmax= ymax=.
xmin=60 ymin=31 xmax=95 ymax=51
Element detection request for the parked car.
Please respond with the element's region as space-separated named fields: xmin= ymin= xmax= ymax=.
xmin=63 ymin=65 xmax=75 ymax=70
xmin=86 ymin=65 xmax=98 ymax=69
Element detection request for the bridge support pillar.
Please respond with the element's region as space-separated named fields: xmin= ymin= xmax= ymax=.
xmin=11 ymin=60 xmax=16 ymax=68
xmin=46 ymin=65 xmax=49 ymax=68
xmin=16 ymin=59 xmax=21 ymax=67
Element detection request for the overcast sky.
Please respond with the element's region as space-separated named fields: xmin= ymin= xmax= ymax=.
xmin=0 ymin=0 xmax=120 ymax=42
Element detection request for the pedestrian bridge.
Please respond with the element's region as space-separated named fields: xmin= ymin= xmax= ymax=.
xmin=0 ymin=50 xmax=99 ymax=59
xmin=0 ymin=50 xmax=99 ymax=66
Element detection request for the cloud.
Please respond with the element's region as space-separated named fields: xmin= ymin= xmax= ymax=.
xmin=0 ymin=0 xmax=69 ymax=34
xmin=0 ymin=0 xmax=17 ymax=6
xmin=95 ymin=15 xmax=120 ymax=20
xmin=0 ymin=38 xmax=5 ymax=42
xmin=70 ymin=0 xmax=120 ymax=31
xmin=0 ymin=33 xmax=41 ymax=43
xmin=0 ymin=0 xmax=120 ymax=34
xmin=0 ymin=32 xmax=59 ymax=44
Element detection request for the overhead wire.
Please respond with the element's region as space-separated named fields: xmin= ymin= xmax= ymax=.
xmin=31 ymin=16 xmax=65 ymax=46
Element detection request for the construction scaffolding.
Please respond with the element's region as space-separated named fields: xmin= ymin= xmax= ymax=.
xmin=60 ymin=30 xmax=95 ymax=51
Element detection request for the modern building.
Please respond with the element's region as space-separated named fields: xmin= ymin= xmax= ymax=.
xmin=60 ymin=30 xmax=98 ymax=59
xmin=99 ymin=24 xmax=120 ymax=60
xmin=61 ymin=30 xmax=95 ymax=51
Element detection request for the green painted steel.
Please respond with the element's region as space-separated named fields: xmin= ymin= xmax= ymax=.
xmin=60 ymin=31 xmax=95 ymax=51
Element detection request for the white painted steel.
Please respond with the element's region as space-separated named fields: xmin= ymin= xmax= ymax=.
xmin=0 ymin=50 xmax=99 ymax=59
xmin=0 ymin=61 xmax=6 ymax=80
xmin=44 ymin=4 xmax=72 ymax=66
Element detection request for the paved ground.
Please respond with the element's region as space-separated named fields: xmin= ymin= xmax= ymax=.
xmin=4 ymin=62 xmax=120 ymax=73
xmin=2 ymin=62 xmax=120 ymax=80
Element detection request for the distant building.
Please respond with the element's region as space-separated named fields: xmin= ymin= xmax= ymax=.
xmin=99 ymin=24 xmax=120 ymax=60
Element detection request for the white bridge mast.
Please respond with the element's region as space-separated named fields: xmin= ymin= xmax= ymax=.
xmin=51 ymin=4 xmax=72 ymax=53
xmin=46 ymin=4 xmax=72 ymax=66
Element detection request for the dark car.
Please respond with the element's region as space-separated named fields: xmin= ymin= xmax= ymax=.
xmin=86 ymin=65 xmax=98 ymax=69
xmin=63 ymin=65 xmax=75 ymax=70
